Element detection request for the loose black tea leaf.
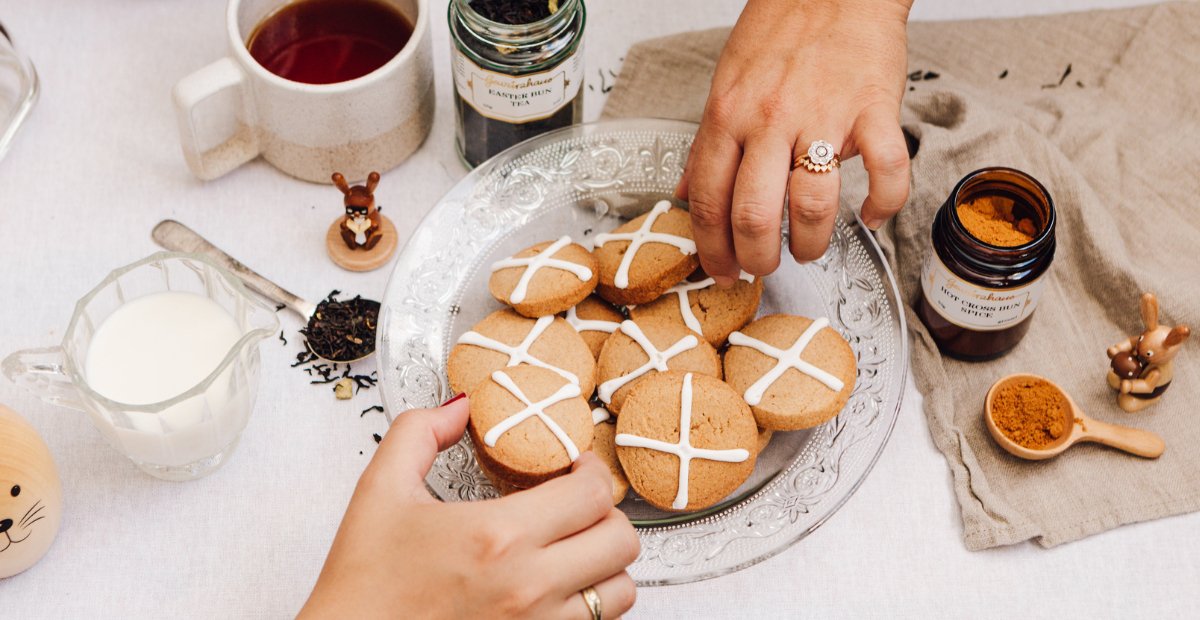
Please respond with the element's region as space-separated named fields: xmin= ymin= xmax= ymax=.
xmin=275 ymin=303 xmax=286 ymax=312
xmin=300 ymin=291 xmax=379 ymax=362
xmin=908 ymin=86 xmax=915 ymax=92
xmin=922 ymin=71 xmax=939 ymax=80
xmin=373 ymin=433 xmax=383 ymax=444
xmin=1042 ymin=64 xmax=1073 ymax=89
xmin=291 ymin=351 xmax=318 ymax=367
xmin=361 ymin=405 xmax=384 ymax=417
xmin=1076 ymin=80 xmax=1084 ymax=88
xmin=999 ymin=69 xmax=1009 ymax=79
xmin=908 ymin=70 xmax=923 ymax=81
xmin=278 ymin=331 xmax=288 ymax=346
xmin=469 ymin=0 xmax=552 ymax=25
xmin=339 ymin=366 xmax=379 ymax=393
xmin=1058 ymin=63 xmax=1073 ymax=86
xmin=598 ymin=68 xmax=613 ymax=94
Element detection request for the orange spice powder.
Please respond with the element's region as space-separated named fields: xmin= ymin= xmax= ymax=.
xmin=991 ymin=377 xmax=1070 ymax=449
xmin=956 ymin=195 xmax=1039 ymax=246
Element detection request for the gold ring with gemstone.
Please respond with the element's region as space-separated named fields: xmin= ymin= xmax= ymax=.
xmin=793 ymin=139 xmax=840 ymax=173
xmin=580 ymin=585 xmax=602 ymax=620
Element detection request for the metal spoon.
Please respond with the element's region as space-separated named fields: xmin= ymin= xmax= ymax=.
xmin=152 ymin=220 xmax=378 ymax=363
xmin=984 ymin=373 xmax=1164 ymax=460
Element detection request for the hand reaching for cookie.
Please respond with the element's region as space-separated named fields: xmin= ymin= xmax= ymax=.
xmin=677 ymin=0 xmax=913 ymax=282
xmin=300 ymin=396 xmax=639 ymax=619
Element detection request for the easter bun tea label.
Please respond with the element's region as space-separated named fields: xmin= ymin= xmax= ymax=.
xmin=452 ymin=45 xmax=583 ymax=123
xmin=921 ymin=253 xmax=1046 ymax=331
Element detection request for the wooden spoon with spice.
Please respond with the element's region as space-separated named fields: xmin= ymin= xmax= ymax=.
xmin=152 ymin=220 xmax=379 ymax=364
xmin=984 ymin=373 xmax=1165 ymax=460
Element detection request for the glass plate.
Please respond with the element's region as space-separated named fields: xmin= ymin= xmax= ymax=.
xmin=378 ymin=118 xmax=907 ymax=586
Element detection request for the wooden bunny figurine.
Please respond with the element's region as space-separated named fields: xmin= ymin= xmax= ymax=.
xmin=325 ymin=171 xmax=398 ymax=272
xmin=1106 ymin=293 xmax=1191 ymax=412
xmin=333 ymin=171 xmax=383 ymax=251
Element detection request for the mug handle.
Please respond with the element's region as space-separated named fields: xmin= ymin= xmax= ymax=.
xmin=172 ymin=57 xmax=260 ymax=181
xmin=2 ymin=347 xmax=85 ymax=412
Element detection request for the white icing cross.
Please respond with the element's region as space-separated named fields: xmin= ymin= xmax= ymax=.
xmin=565 ymin=305 xmax=620 ymax=335
xmin=597 ymin=320 xmax=699 ymax=404
xmin=593 ymin=201 xmax=697 ymax=289
xmin=458 ymin=315 xmax=580 ymax=385
xmin=663 ymin=271 xmax=755 ymax=335
xmin=592 ymin=407 xmax=611 ymax=425
xmin=484 ymin=371 xmax=583 ymax=462
xmin=491 ymin=236 xmax=593 ymax=304
xmin=615 ymin=373 xmax=749 ymax=510
xmin=727 ymin=317 xmax=845 ymax=406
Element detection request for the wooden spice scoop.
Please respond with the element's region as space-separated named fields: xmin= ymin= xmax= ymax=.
xmin=984 ymin=373 xmax=1165 ymax=460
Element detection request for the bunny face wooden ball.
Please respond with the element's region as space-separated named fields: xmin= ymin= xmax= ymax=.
xmin=0 ymin=405 xmax=62 ymax=579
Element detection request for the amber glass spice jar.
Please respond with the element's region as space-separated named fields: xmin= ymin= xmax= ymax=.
xmin=917 ymin=167 xmax=1057 ymax=360
xmin=449 ymin=0 xmax=586 ymax=168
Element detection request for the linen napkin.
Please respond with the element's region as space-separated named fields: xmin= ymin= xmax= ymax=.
xmin=603 ymin=1 xmax=1200 ymax=550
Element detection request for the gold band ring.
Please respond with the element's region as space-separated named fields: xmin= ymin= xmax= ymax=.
xmin=580 ymin=585 xmax=602 ymax=620
xmin=793 ymin=139 xmax=840 ymax=173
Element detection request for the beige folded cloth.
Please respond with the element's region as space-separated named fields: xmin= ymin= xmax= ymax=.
xmin=603 ymin=1 xmax=1200 ymax=550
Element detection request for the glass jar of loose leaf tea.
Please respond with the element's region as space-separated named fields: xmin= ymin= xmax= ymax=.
xmin=449 ymin=0 xmax=586 ymax=167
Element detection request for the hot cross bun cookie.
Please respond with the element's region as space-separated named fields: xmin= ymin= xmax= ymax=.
xmin=467 ymin=366 xmax=594 ymax=487
xmin=595 ymin=317 xmax=722 ymax=415
xmin=448 ymin=309 xmax=595 ymax=396
xmin=629 ymin=270 xmax=763 ymax=347
xmin=615 ymin=371 xmax=758 ymax=512
xmin=592 ymin=201 xmax=699 ymax=305
xmin=563 ymin=295 xmax=624 ymax=359
xmin=590 ymin=407 xmax=630 ymax=505
xmin=723 ymin=314 xmax=856 ymax=431
xmin=489 ymin=236 xmax=598 ymax=318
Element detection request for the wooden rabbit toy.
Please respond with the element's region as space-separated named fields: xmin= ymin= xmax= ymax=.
xmin=1106 ymin=293 xmax=1191 ymax=412
xmin=334 ymin=171 xmax=383 ymax=251
xmin=325 ymin=171 xmax=398 ymax=272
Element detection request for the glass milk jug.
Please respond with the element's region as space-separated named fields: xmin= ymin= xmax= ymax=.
xmin=3 ymin=253 xmax=279 ymax=481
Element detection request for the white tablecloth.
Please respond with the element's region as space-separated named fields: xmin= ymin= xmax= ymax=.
xmin=2 ymin=0 xmax=1194 ymax=617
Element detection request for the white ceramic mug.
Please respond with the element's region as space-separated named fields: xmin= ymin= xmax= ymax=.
xmin=172 ymin=0 xmax=433 ymax=183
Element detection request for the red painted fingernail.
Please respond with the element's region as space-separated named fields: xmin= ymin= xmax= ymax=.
xmin=441 ymin=393 xmax=466 ymax=406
